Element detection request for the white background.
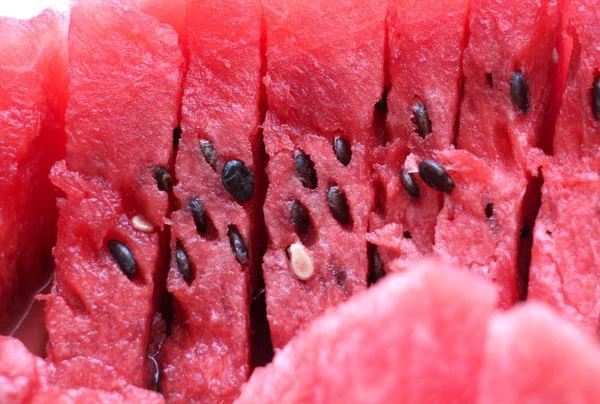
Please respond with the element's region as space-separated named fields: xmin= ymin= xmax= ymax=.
xmin=0 ymin=0 xmax=68 ymax=19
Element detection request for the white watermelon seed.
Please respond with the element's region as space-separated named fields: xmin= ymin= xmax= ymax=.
xmin=552 ymin=48 xmax=559 ymax=64
xmin=289 ymin=243 xmax=314 ymax=281
xmin=132 ymin=215 xmax=154 ymax=233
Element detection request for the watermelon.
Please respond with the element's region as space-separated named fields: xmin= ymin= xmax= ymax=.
xmin=261 ymin=0 xmax=386 ymax=349
xmin=367 ymin=0 xmax=469 ymax=268
xmin=159 ymin=0 xmax=263 ymax=401
xmin=0 ymin=9 xmax=67 ymax=330
xmin=528 ymin=0 xmax=600 ymax=335
xmin=433 ymin=0 xmax=564 ymax=306
xmin=0 ymin=336 xmax=165 ymax=404
xmin=235 ymin=260 xmax=497 ymax=403
xmin=478 ymin=303 xmax=600 ymax=403
xmin=45 ymin=0 xmax=183 ymax=391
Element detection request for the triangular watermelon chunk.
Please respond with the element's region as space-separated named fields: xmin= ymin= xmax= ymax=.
xmin=236 ymin=260 xmax=497 ymax=403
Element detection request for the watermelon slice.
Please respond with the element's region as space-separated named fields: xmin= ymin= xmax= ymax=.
xmin=235 ymin=260 xmax=497 ymax=403
xmin=45 ymin=0 xmax=183 ymax=391
xmin=261 ymin=0 xmax=386 ymax=349
xmin=478 ymin=303 xmax=600 ymax=403
xmin=0 ymin=9 xmax=67 ymax=330
xmin=0 ymin=336 xmax=165 ymax=404
xmin=368 ymin=0 xmax=469 ymax=268
xmin=528 ymin=0 xmax=600 ymax=335
xmin=433 ymin=0 xmax=565 ymax=306
xmin=159 ymin=0 xmax=263 ymax=401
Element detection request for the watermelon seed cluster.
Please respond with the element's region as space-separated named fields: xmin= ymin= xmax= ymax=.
xmin=107 ymin=239 xmax=137 ymax=279
xmin=294 ymin=151 xmax=318 ymax=189
xmin=175 ymin=241 xmax=192 ymax=282
xmin=592 ymin=76 xmax=600 ymax=121
xmin=153 ymin=167 xmax=173 ymax=192
xmin=290 ymin=200 xmax=309 ymax=235
xmin=228 ymin=225 xmax=249 ymax=265
xmin=400 ymin=169 xmax=421 ymax=200
xmin=418 ymin=159 xmax=455 ymax=193
xmin=412 ymin=102 xmax=432 ymax=138
xmin=221 ymin=159 xmax=255 ymax=202
xmin=510 ymin=70 xmax=530 ymax=114
xmin=333 ymin=137 xmax=352 ymax=166
xmin=327 ymin=185 xmax=351 ymax=225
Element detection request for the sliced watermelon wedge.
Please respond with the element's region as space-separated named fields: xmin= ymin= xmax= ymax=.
xmin=46 ymin=0 xmax=183 ymax=391
xmin=160 ymin=0 xmax=263 ymax=401
xmin=261 ymin=0 xmax=386 ymax=349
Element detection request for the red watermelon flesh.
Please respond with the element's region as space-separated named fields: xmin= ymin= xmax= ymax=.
xmin=159 ymin=0 xmax=263 ymax=402
xmin=0 ymin=10 xmax=67 ymax=330
xmin=45 ymin=163 xmax=161 ymax=391
xmin=64 ymin=0 xmax=183 ymax=228
xmin=368 ymin=0 xmax=469 ymax=267
xmin=235 ymin=260 xmax=497 ymax=404
xmin=528 ymin=162 xmax=600 ymax=336
xmin=478 ymin=303 xmax=600 ymax=403
xmin=552 ymin=0 xmax=599 ymax=161
xmin=457 ymin=0 xmax=564 ymax=165
xmin=0 ymin=336 xmax=165 ymax=404
xmin=119 ymin=0 xmax=186 ymax=44
xmin=433 ymin=150 xmax=527 ymax=308
xmin=261 ymin=0 xmax=386 ymax=349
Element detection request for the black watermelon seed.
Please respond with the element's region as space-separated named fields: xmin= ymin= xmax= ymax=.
xmin=403 ymin=231 xmax=412 ymax=239
xmin=173 ymin=126 xmax=181 ymax=149
xmin=413 ymin=103 xmax=432 ymax=138
xmin=592 ymin=76 xmax=600 ymax=121
xmin=333 ymin=137 xmax=352 ymax=166
xmin=485 ymin=202 xmax=494 ymax=218
xmin=418 ymin=159 xmax=455 ymax=194
xmin=108 ymin=240 xmax=136 ymax=279
xmin=228 ymin=226 xmax=249 ymax=264
xmin=153 ymin=167 xmax=173 ymax=192
xmin=327 ymin=186 xmax=351 ymax=225
xmin=400 ymin=169 xmax=421 ymax=200
xmin=294 ymin=151 xmax=318 ymax=189
xmin=175 ymin=241 xmax=192 ymax=282
xmin=290 ymin=200 xmax=310 ymax=234
xmin=200 ymin=139 xmax=218 ymax=170
xmin=486 ymin=73 xmax=494 ymax=88
xmin=188 ymin=198 xmax=207 ymax=235
xmin=221 ymin=159 xmax=255 ymax=202
xmin=334 ymin=269 xmax=347 ymax=292
xmin=368 ymin=245 xmax=386 ymax=285
xmin=510 ymin=70 xmax=530 ymax=114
